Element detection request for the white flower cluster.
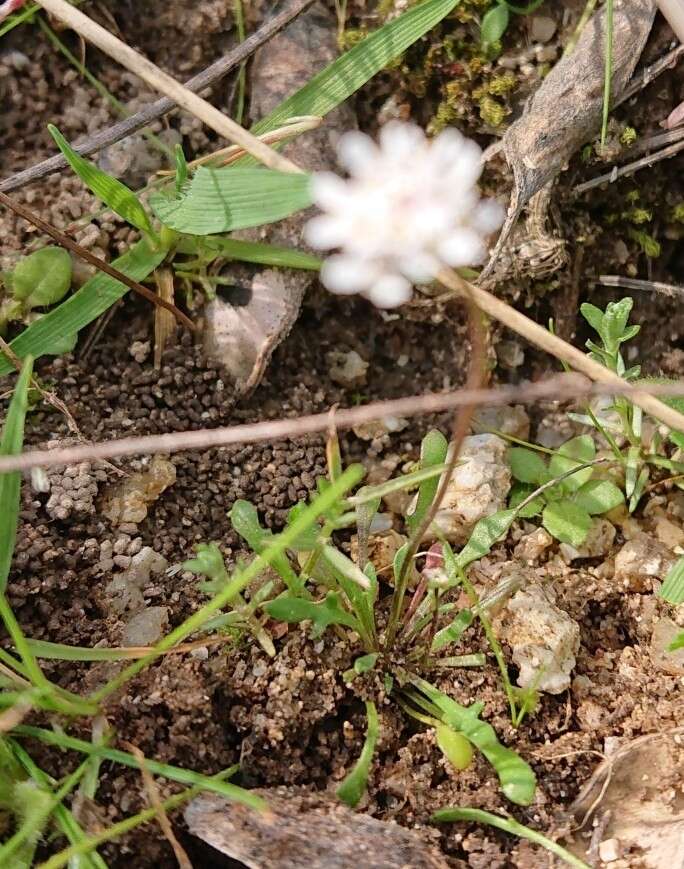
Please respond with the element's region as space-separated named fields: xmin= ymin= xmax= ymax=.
xmin=305 ymin=121 xmax=504 ymax=308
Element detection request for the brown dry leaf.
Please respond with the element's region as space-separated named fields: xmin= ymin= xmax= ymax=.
xmin=569 ymin=729 xmax=684 ymax=868
xmin=184 ymin=788 xmax=450 ymax=869
xmin=483 ymin=0 xmax=656 ymax=277
xmin=202 ymin=1 xmax=356 ymax=394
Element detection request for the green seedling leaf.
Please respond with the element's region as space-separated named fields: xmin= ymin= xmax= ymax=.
xmin=196 ymin=236 xmax=321 ymax=270
xmin=407 ymin=429 xmax=448 ymax=536
xmin=230 ymin=500 xmax=302 ymax=591
xmin=321 ymin=544 xmax=371 ymax=590
xmin=660 ymin=555 xmax=684 ymax=604
xmin=174 ymin=143 xmax=188 ymax=196
xmin=456 ymin=508 xmax=516 ymax=570
xmin=508 ymin=447 xmax=547 ymax=485
xmin=285 ymin=502 xmax=321 ymax=551
xmin=542 ymin=500 xmax=592 ymax=547
xmin=49 ymin=125 xmax=154 ymax=236
xmin=436 ymin=723 xmax=473 ymax=771
xmin=336 ymin=701 xmax=378 ymax=807
xmin=11 ymin=247 xmax=72 ymax=310
xmin=580 ymin=302 xmax=604 ymax=335
xmin=407 ymin=675 xmax=536 ymax=805
xmin=264 ymin=591 xmax=359 ymax=637
xmin=508 ymin=481 xmax=543 ymax=518
xmin=432 ymin=807 xmax=590 ymax=869
xmin=0 ymin=238 xmax=166 ymax=377
xmin=668 ymin=631 xmax=684 ymax=652
xmin=432 ymin=609 xmax=474 ymax=652
xmin=0 ymin=357 xmax=32 ymax=592
xmin=183 ymin=542 xmax=229 ymax=593
xmin=548 ymin=436 xmax=595 ymax=491
xmin=353 ymin=653 xmax=379 ymax=675
xmin=573 ymin=479 xmax=624 ymax=515
xmin=253 ymin=0 xmax=461 ymax=136
xmin=481 ymin=3 xmax=509 ymax=44
xmin=151 ymin=166 xmax=312 ymax=235
xmin=601 ymin=297 xmax=635 ymax=354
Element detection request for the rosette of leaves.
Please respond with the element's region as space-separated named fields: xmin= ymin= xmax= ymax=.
xmin=507 ymin=435 xmax=624 ymax=547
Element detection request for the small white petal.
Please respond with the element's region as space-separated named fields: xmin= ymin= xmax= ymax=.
xmin=336 ymin=131 xmax=379 ymax=176
xmin=379 ymin=121 xmax=425 ymax=161
xmin=320 ymin=255 xmax=376 ymax=294
xmin=398 ymin=252 xmax=440 ymax=283
xmin=304 ymin=215 xmax=348 ymax=250
xmin=365 ymin=273 xmax=412 ymax=308
xmin=472 ymin=198 xmax=505 ymax=234
xmin=438 ymin=228 xmax=487 ymax=267
xmin=310 ymin=172 xmax=350 ymax=210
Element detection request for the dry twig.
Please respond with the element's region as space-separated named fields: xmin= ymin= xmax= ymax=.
xmin=0 ymin=191 xmax=194 ymax=330
xmin=35 ymin=0 xmax=301 ymax=174
xmin=0 ymin=0 xmax=316 ymax=193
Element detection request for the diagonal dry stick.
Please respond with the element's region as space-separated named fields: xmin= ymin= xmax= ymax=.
xmin=6 ymin=373 xmax=684 ymax=474
xmin=35 ymin=0 xmax=302 ymax=174
xmin=0 ymin=0 xmax=315 ymax=194
xmin=0 ymin=191 xmax=194 ymax=331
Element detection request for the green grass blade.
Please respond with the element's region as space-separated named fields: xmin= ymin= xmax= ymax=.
xmin=0 ymin=357 xmax=32 ymax=591
xmin=336 ymin=701 xmax=378 ymax=807
xmin=49 ymin=125 xmax=154 ymax=237
xmin=195 ymin=237 xmax=321 ymax=270
xmin=14 ymin=725 xmax=264 ymax=811
xmin=0 ymin=238 xmax=166 ymax=377
xmin=660 ymin=556 xmax=684 ymax=604
xmin=253 ymin=0 xmax=461 ymax=135
xmin=151 ymin=166 xmax=312 ymax=235
xmin=432 ymin=807 xmax=589 ymax=869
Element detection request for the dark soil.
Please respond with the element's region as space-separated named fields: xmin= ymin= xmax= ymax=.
xmin=2 ymin=1 xmax=684 ymax=867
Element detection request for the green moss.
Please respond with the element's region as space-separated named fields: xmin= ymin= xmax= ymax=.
xmin=672 ymin=203 xmax=684 ymax=223
xmin=486 ymin=71 xmax=516 ymax=95
xmin=620 ymin=126 xmax=637 ymax=146
xmin=338 ymin=27 xmax=369 ymax=52
xmin=478 ymin=94 xmax=507 ymax=127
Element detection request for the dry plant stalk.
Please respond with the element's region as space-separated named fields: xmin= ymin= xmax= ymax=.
xmin=124 ymin=743 xmax=193 ymax=869
xmin=437 ymin=267 xmax=684 ymax=433
xmin=7 ymin=373 xmax=684 ymax=474
xmin=36 ymin=0 xmax=301 ymax=174
xmin=154 ymin=269 xmax=177 ymax=369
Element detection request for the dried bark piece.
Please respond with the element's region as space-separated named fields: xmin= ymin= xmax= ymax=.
xmin=185 ymin=788 xmax=450 ymax=869
xmin=203 ymin=2 xmax=356 ymax=394
xmin=483 ymin=0 xmax=656 ymax=278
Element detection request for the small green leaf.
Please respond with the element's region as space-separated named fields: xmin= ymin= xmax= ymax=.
xmin=602 ymin=297 xmax=634 ymax=353
xmin=407 ymin=429 xmax=449 ymax=536
xmin=436 ymin=724 xmax=474 ymax=771
xmin=668 ymin=631 xmax=684 ymax=652
xmin=432 ymin=609 xmax=474 ymax=652
xmin=456 ymin=508 xmax=516 ymax=570
xmin=230 ymin=500 xmax=302 ymax=592
xmin=183 ymin=542 xmax=229 ymax=593
xmin=321 ymin=544 xmax=371 ymax=590
xmin=542 ymin=499 xmax=592 ymax=546
xmin=285 ymin=502 xmax=321 ymax=551
xmin=573 ymin=479 xmax=624 ymax=515
xmin=580 ymin=302 xmax=604 ymax=335
xmin=49 ymin=125 xmax=154 ymax=236
xmin=11 ymin=247 xmax=72 ymax=310
xmin=174 ymin=144 xmax=188 ymax=196
xmin=353 ymin=653 xmax=379 ymax=675
xmin=660 ymin=556 xmax=684 ymax=604
xmin=549 ymin=436 xmax=595 ymax=491
xmin=336 ymin=701 xmax=378 ymax=807
xmin=151 ymin=166 xmax=312 ymax=235
xmin=508 ymin=447 xmax=547 ymax=485
xmin=508 ymin=481 xmax=543 ymax=518
xmin=197 ymin=236 xmax=321 ymax=271
xmin=481 ymin=3 xmax=509 ymax=44
xmin=264 ymin=591 xmax=359 ymax=637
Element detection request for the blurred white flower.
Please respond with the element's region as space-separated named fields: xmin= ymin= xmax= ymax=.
xmin=305 ymin=121 xmax=504 ymax=309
